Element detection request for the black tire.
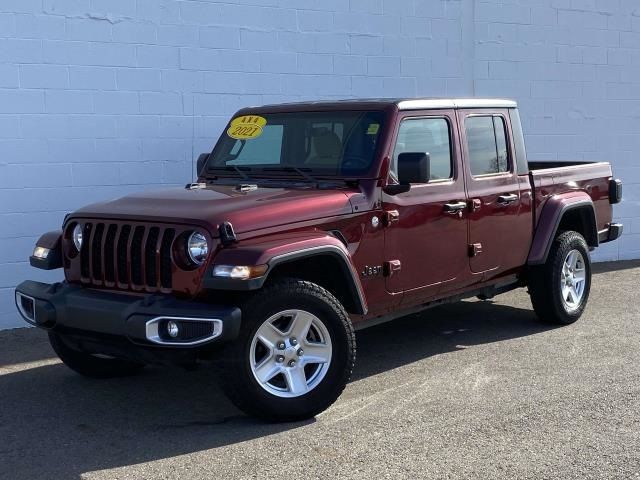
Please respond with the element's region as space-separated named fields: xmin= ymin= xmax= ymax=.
xmin=529 ymin=231 xmax=592 ymax=325
xmin=220 ymin=278 xmax=356 ymax=422
xmin=48 ymin=332 xmax=145 ymax=379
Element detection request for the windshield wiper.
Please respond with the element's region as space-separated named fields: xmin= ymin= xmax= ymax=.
xmin=263 ymin=166 xmax=319 ymax=185
xmin=207 ymin=165 xmax=251 ymax=180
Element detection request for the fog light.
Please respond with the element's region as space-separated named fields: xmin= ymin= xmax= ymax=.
xmin=33 ymin=246 xmax=50 ymax=259
xmin=167 ymin=321 xmax=179 ymax=338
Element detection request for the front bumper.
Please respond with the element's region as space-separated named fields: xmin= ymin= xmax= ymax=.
xmin=15 ymin=281 xmax=241 ymax=360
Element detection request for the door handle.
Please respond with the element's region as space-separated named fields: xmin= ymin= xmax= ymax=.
xmin=443 ymin=201 xmax=467 ymax=214
xmin=497 ymin=193 xmax=518 ymax=205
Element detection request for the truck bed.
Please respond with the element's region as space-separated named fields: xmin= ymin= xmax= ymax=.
xmin=529 ymin=161 xmax=614 ymax=233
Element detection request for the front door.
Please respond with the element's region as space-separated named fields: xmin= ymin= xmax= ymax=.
xmin=457 ymin=109 xmax=523 ymax=275
xmin=383 ymin=111 xmax=469 ymax=303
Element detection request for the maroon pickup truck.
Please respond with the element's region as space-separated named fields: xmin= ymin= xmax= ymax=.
xmin=16 ymin=98 xmax=623 ymax=422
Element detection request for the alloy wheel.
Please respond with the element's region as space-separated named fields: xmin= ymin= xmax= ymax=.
xmin=560 ymin=249 xmax=587 ymax=312
xmin=249 ymin=309 xmax=333 ymax=398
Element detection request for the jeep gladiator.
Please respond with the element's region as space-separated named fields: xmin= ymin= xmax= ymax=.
xmin=15 ymin=98 xmax=623 ymax=421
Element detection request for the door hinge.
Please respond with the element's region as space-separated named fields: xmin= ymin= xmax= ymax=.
xmin=383 ymin=210 xmax=400 ymax=226
xmin=383 ymin=260 xmax=401 ymax=276
xmin=468 ymin=243 xmax=483 ymax=257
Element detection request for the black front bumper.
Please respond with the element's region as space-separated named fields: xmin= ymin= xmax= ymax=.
xmin=15 ymin=281 xmax=241 ymax=363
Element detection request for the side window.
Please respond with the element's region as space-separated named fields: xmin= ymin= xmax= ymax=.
xmin=465 ymin=115 xmax=510 ymax=176
xmin=392 ymin=117 xmax=452 ymax=181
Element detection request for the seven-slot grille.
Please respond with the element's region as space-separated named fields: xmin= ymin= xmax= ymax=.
xmin=78 ymin=222 xmax=177 ymax=292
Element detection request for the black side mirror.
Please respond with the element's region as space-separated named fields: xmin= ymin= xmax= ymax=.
xmin=383 ymin=183 xmax=411 ymax=195
xmin=382 ymin=152 xmax=431 ymax=196
xmin=398 ymin=152 xmax=430 ymax=184
xmin=196 ymin=153 xmax=209 ymax=177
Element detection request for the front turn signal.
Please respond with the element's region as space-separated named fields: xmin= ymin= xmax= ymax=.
xmin=33 ymin=246 xmax=50 ymax=259
xmin=212 ymin=264 xmax=268 ymax=280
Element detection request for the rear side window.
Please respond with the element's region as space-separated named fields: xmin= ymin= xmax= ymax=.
xmin=465 ymin=116 xmax=510 ymax=176
xmin=392 ymin=117 xmax=452 ymax=181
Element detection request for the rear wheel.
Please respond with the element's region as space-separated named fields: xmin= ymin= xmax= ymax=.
xmin=220 ymin=278 xmax=356 ymax=422
xmin=529 ymin=231 xmax=592 ymax=325
xmin=48 ymin=332 xmax=145 ymax=378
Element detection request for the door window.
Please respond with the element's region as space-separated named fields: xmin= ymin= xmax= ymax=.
xmin=465 ymin=116 xmax=509 ymax=176
xmin=392 ymin=117 xmax=452 ymax=181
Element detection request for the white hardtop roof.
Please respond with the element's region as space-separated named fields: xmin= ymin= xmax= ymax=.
xmin=397 ymin=98 xmax=517 ymax=110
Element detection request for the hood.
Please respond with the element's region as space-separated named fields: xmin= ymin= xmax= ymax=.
xmin=70 ymin=184 xmax=356 ymax=235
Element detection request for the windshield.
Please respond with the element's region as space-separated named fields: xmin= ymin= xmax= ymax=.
xmin=206 ymin=110 xmax=386 ymax=177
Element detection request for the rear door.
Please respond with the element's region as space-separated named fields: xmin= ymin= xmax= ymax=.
xmin=383 ymin=110 xmax=469 ymax=303
xmin=457 ymin=109 xmax=525 ymax=275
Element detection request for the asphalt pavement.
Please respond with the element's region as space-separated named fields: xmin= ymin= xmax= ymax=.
xmin=1 ymin=261 xmax=639 ymax=479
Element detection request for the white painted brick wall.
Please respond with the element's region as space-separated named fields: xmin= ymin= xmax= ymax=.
xmin=0 ymin=0 xmax=637 ymax=329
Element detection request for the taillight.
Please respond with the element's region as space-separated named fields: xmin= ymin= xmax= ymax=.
xmin=609 ymin=179 xmax=622 ymax=204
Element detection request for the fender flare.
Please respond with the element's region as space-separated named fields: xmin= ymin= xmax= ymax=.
xmin=527 ymin=192 xmax=598 ymax=266
xmin=203 ymin=233 xmax=368 ymax=314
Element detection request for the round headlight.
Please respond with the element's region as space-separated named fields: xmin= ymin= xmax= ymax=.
xmin=72 ymin=224 xmax=83 ymax=252
xmin=187 ymin=232 xmax=208 ymax=265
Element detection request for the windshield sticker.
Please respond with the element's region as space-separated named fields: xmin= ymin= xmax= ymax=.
xmin=227 ymin=115 xmax=267 ymax=140
xmin=366 ymin=123 xmax=380 ymax=135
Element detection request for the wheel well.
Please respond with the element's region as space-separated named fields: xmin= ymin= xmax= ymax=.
xmin=557 ymin=206 xmax=598 ymax=247
xmin=265 ymin=254 xmax=363 ymax=314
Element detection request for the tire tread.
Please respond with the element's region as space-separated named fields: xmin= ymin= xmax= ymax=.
xmin=529 ymin=231 xmax=591 ymax=325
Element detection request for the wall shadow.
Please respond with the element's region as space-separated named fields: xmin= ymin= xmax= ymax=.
xmin=0 ymin=299 xmax=554 ymax=479
xmin=592 ymin=259 xmax=640 ymax=274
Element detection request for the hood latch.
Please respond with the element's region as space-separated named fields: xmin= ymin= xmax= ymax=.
xmin=235 ymin=184 xmax=258 ymax=193
xmin=219 ymin=221 xmax=237 ymax=247
xmin=185 ymin=182 xmax=207 ymax=190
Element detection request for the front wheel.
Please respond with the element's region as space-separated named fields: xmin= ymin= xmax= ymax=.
xmin=529 ymin=231 xmax=592 ymax=325
xmin=220 ymin=278 xmax=356 ymax=422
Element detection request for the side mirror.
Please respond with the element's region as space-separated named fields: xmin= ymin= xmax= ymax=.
xmin=398 ymin=152 xmax=430 ymax=184
xmin=383 ymin=152 xmax=430 ymax=195
xmin=383 ymin=183 xmax=411 ymax=195
xmin=196 ymin=153 xmax=209 ymax=177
